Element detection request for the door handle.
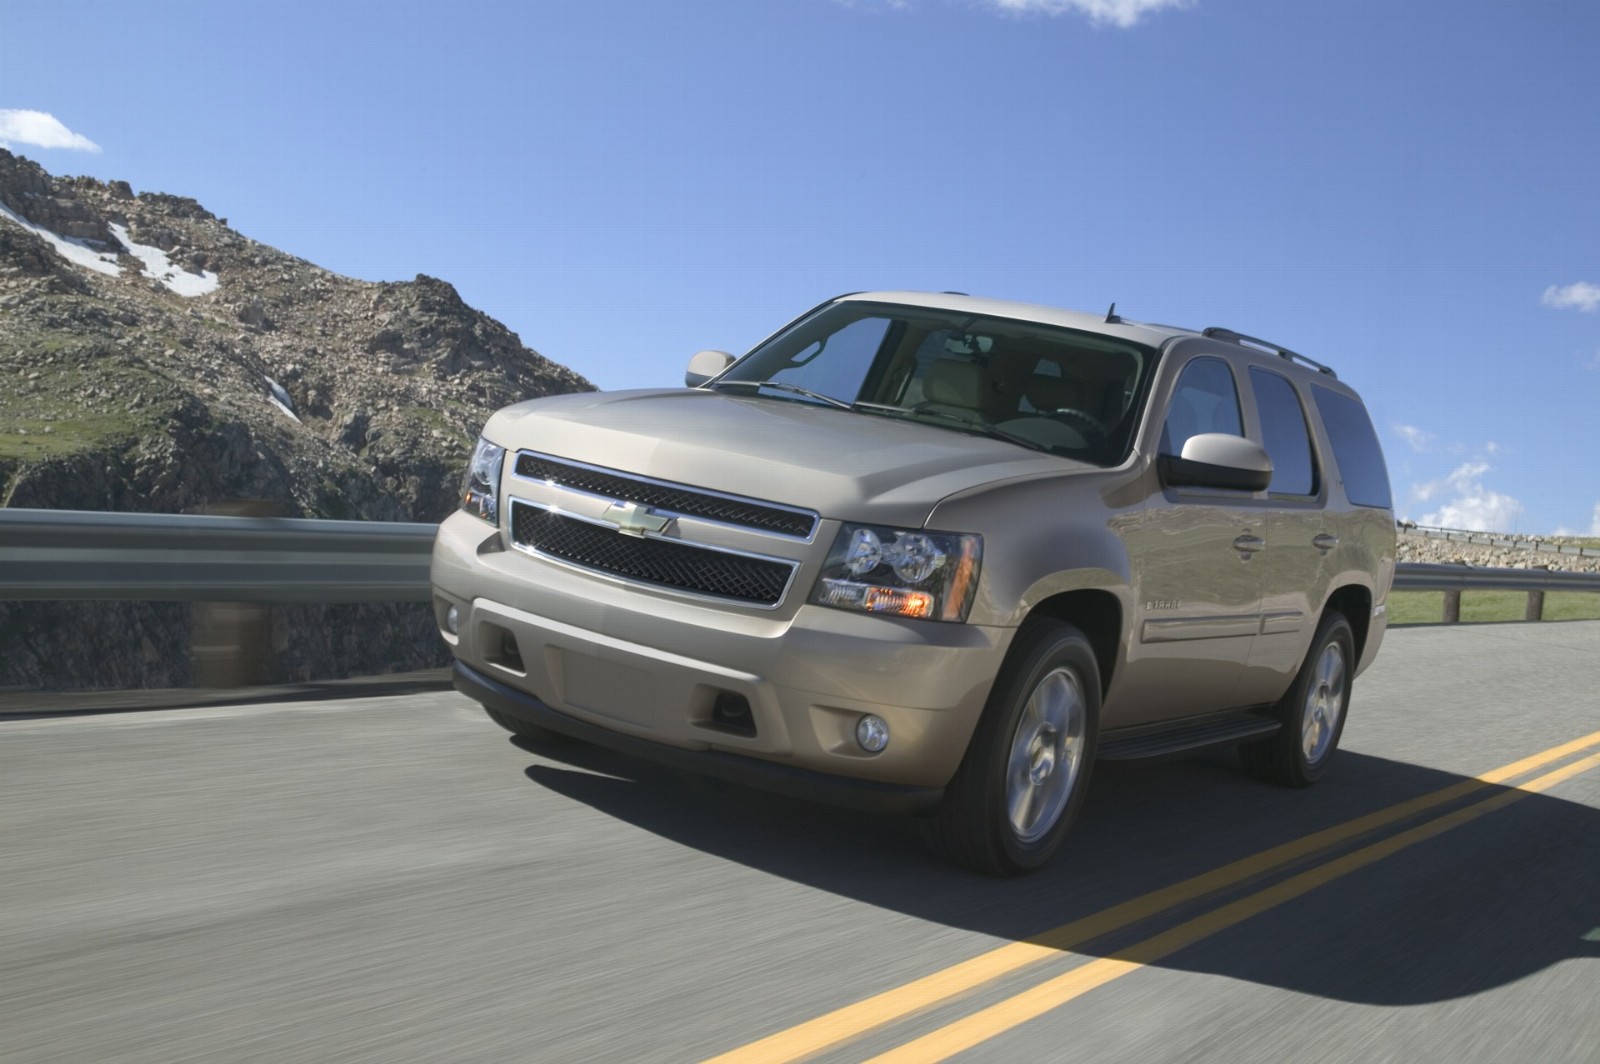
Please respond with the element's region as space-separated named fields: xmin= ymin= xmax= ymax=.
xmin=1233 ymin=534 xmax=1266 ymax=554
xmin=1313 ymin=533 xmax=1339 ymax=551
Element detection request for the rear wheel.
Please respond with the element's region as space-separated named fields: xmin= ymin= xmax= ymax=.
xmin=926 ymin=619 xmax=1100 ymax=876
xmin=1243 ymin=611 xmax=1354 ymax=787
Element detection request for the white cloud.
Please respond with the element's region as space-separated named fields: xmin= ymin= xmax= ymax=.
xmin=1485 ymin=441 xmax=1499 ymax=454
xmin=986 ymin=0 xmax=1192 ymax=27
xmin=1393 ymin=423 xmax=1434 ymax=452
xmin=1418 ymin=461 xmax=1525 ymax=532
xmin=1541 ymin=281 xmax=1600 ymax=313
xmin=842 ymin=0 xmax=1192 ymax=25
xmin=0 ymin=109 xmax=100 ymax=152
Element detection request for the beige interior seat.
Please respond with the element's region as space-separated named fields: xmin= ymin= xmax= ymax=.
xmin=919 ymin=359 xmax=985 ymax=422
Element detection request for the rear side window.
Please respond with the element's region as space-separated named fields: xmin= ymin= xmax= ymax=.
xmin=1312 ymin=386 xmax=1392 ymax=509
xmin=1160 ymin=357 xmax=1242 ymax=455
xmin=1249 ymin=368 xmax=1317 ymax=496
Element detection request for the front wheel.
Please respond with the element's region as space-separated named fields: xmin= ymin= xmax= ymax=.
xmin=926 ymin=620 xmax=1100 ymax=876
xmin=1243 ymin=612 xmax=1354 ymax=787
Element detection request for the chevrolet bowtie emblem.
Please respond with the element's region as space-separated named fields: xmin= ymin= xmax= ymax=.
xmin=602 ymin=500 xmax=672 ymax=537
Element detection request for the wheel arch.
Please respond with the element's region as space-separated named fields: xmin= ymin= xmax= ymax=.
xmin=1323 ymin=583 xmax=1372 ymax=663
xmin=1022 ymin=588 xmax=1122 ymax=700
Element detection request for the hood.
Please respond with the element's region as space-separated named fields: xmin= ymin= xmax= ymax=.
xmin=484 ymin=388 xmax=1090 ymax=527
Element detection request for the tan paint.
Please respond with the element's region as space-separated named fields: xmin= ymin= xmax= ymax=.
xmin=433 ymin=295 xmax=1394 ymax=793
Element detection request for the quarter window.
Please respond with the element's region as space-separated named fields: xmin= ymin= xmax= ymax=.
xmin=1161 ymin=358 xmax=1242 ymax=456
xmin=1249 ymin=368 xmax=1317 ymax=496
xmin=1313 ymin=385 xmax=1393 ymax=509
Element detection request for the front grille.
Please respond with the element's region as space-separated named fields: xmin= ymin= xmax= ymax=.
xmin=511 ymin=502 xmax=794 ymax=606
xmin=514 ymin=453 xmax=816 ymax=539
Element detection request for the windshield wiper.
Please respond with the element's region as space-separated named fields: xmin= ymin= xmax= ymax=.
xmin=852 ymin=402 xmax=1050 ymax=454
xmin=710 ymin=379 xmax=852 ymax=411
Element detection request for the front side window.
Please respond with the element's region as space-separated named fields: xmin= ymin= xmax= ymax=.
xmin=713 ymin=301 xmax=1159 ymax=466
xmin=1249 ymin=368 xmax=1317 ymax=496
xmin=1160 ymin=357 xmax=1243 ymax=456
xmin=758 ymin=315 xmax=889 ymax=401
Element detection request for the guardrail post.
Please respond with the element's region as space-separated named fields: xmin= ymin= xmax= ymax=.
xmin=1442 ymin=589 xmax=1461 ymax=624
xmin=192 ymin=500 xmax=285 ymax=687
xmin=1525 ymin=590 xmax=1545 ymax=622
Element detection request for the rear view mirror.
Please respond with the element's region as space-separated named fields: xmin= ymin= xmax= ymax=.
xmin=685 ymin=350 xmax=736 ymax=388
xmin=1158 ymin=433 xmax=1273 ymax=492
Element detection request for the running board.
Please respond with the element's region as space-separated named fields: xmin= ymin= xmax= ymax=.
xmin=1098 ymin=713 xmax=1280 ymax=761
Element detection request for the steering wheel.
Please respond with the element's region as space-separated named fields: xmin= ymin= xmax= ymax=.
xmin=1047 ymin=407 xmax=1108 ymax=436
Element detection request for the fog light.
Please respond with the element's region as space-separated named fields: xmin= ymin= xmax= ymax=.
xmin=444 ymin=604 xmax=460 ymax=635
xmin=856 ymin=714 xmax=890 ymax=753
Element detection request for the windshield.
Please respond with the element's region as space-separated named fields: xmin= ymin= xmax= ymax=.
xmin=714 ymin=300 xmax=1160 ymax=466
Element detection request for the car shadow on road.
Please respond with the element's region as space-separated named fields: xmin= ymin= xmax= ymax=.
xmin=512 ymin=733 xmax=1600 ymax=1007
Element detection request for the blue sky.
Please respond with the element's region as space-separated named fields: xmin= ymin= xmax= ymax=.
xmin=3 ymin=0 xmax=1597 ymax=534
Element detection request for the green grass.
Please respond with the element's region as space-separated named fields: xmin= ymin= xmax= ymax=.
xmin=0 ymin=348 xmax=172 ymax=461
xmin=1389 ymin=590 xmax=1600 ymax=625
xmin=399 ymin=404 xmax=476 ymax=452
xmin=0 ymin=415 xmax=146 ymax=461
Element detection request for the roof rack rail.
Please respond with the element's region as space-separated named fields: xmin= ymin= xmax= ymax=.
xmin=1202 ymin=327 xmax=1336 ymax=378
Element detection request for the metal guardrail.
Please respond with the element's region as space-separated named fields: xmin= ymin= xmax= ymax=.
xmin=0 ymin=508 xmax=435 ymax=603
xmin=2 ymin=510 xmax=1598 ymax=616
xmin=1392 ymin=563 xmax=1600 ymax=594
xmin=1392 ymin=562 xmax=1600 ymax=623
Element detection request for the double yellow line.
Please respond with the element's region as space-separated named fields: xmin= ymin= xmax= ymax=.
xmin=705 ymin=729 xmax=1600 ymax=1064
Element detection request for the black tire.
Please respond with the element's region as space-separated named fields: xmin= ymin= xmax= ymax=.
xmin=926 ymin=619 xmax=1101 ymax=877
xmin=483 ymin=705 xmax=571 ymax=746
xmin=1243 ymin=611 xmax=1354 ymax=788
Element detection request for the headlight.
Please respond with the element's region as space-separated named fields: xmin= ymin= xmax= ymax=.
xmin=810 ymin=523 xmax=981 ymax=622
xmin=461 ymin=437 xmax=505 ymax=524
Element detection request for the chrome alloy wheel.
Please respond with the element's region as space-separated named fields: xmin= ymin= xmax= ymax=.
xmin=1005 ymin=666 xmax=1087 ymax=843
xmin=1301 ymin=641 xmax=1347 ymax=765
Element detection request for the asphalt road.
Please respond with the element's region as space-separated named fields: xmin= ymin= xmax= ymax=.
xmin=3 ymin=621 xmax=1597 ymax=1064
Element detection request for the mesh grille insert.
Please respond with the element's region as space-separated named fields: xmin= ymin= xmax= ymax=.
xmin=514 ymin=453 xmax=816 ymax=539
xmin=511 ymin=503 xmax=794 ymax=606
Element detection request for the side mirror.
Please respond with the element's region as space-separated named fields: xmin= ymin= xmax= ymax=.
xmin=685 ymin=350 xmax=736 ymax=388
xmin=1158 ymin=433 xmax=1273 ymax=492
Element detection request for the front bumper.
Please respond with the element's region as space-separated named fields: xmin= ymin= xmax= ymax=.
xmin=432 ymin=510 xmax=1012 ymax=797
xmin=456 ymin=662 xmax=944 ymax=814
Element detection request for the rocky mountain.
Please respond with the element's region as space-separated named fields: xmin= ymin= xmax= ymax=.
xmin=1396 ymin=532 xmax=1600 ymax=574
xmin=0 ymin=149 xmax=594 ymax=690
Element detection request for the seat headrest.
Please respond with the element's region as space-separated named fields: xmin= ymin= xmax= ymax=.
xmin=924 ymin=360 xmax=983 ymax=409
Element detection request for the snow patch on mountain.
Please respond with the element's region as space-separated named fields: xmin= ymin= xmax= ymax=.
xmin=0 ymin=200 xmax=219 ymax=296
xmin=264 ymin=376 xmax=300 ymax=422
xmin=108 ymin=222 xmax=219 ymax=296
xmin=0 ymin=197 xmax=121 ymax=275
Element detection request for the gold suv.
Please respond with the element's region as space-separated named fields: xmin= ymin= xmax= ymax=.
xmin=432 ymin=292 xmax=1395 ymax=875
